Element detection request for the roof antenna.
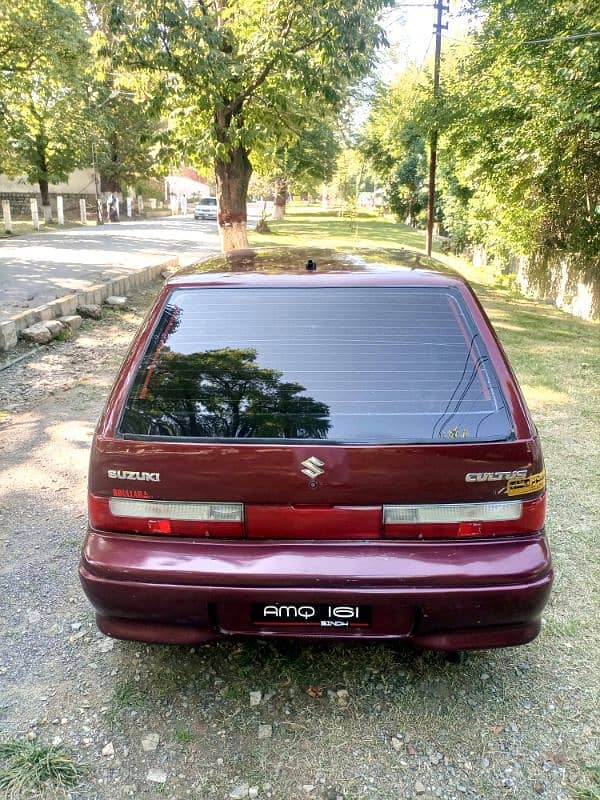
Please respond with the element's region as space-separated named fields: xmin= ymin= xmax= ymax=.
xmin=305 ymin=259 xmax=317 ymax=271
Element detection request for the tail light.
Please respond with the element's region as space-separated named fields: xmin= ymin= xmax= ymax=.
xmin=89 ymin=494 xmax=545 ymax=540
xmin=88 ymin=495 xmax=244 ymax=537
xmin=383 ymin=495 xmax=545 ymax=539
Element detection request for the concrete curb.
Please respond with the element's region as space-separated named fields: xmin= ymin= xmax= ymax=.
xmin=0 ymin=256 xmax=179 ymax=352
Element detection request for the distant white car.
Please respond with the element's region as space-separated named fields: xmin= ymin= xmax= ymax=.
xmin=194 ymin=197 xmax=218 ymax=220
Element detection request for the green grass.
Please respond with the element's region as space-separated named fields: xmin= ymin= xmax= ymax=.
xmin=106 ymin=679 xmax=146 ymax=723
xmin=0 ymin=220 xmax=88 ymax=239
xmin=249 ymin=206 xmax=430 ymax=253
xmin=573 ymin=766 xmax=600 ymax=800
xmin=53 ymin=327 xmax=73 ymax=343
xmin=175 ymin=727 xmax=195 ymax=744
xmin=0 ymin=738 xmax=84 ymax=799
xmin=248 ymin=205 xmax=494 ymax=285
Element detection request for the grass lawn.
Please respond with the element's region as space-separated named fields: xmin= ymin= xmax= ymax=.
xmin=248 ymin=204 xmax=490 ymax=286
xmin=0 ymin=210 xmax=172 ymax=239
xmin=0 ymin=219 xmax=89 ymax=238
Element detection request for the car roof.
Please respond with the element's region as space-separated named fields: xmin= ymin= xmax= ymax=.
xmin=167 ymin=248 xmax=471 ymax=289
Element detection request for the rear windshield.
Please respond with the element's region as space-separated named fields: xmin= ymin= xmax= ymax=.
xmin=199 ymin=198 xmax=217 ymax=205
xmin=119 ymin=287 xmax=513 ymax=444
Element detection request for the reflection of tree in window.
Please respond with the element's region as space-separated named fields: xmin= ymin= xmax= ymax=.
xmin=124 ymin=348 xmax=331 ymax=439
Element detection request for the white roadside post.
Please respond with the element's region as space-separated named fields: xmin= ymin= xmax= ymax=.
xmin=170 ymin=195 xmax=178 ymax=215
xmin=137 ymin=195 xmax=144 ymax=215
xmin=126 ymin=197 xmax=132 ymax=217
xmin=115 ymin=196 xmax=120 ymax=221
xmin=180 ymin=195 xmax=187 ymax=215
xmin=57 ymin=196 xmax=64 ymax=225
xmin=79 ymin=198 xmax=87 ymax=224
xmin=30 ymin=198 xmax=40 ymax=230
xmin=149 ymin=198 xmax=157 ymax=210
xmin=2 ymin=200 xmax=12 ymax=234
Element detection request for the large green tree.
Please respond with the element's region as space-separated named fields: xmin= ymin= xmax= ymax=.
xmin=363 ymin=0 xmax=599 ymax=288
xmin=361 ymin=69 xmax=429 ymax=225
xmin=111 ymin=0 xmax=392 ymax=250
xmin=83 ymin=0 xmax=166 ymax=194
xmin=444 ymin=0 xmax=600 ymax=282
xmin=0 ymin=0 xmax=90 ymax=217
xmin=256 ymin=114 xmax=341 ymax=219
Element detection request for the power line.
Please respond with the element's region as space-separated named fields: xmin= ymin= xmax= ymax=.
xmin=515 ymin=31 xmax=600 ymax=45
xmin=418 ymin=32 xmax=436 ymax=68
xmin=442 ymin=30 xmax=600 ymax=47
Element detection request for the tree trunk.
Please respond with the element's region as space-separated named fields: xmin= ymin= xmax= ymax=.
xmin=37 ymin=177 xmax=50 ymax=208
xmin=38 ymin=178 xmax=52 ymax=222
xmin=35 ymin=134 xmax=52 ymax=222
xmin=214 ymin=143 xmax=252 ymax=252
xmin=101 ymin=132 xmax=121 ymax=193
xmin=273 ymin=176 xmax=287 ymax=221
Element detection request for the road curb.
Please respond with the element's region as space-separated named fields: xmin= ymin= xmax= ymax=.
xmin=0 ymin=256 xmax=179 ymax=352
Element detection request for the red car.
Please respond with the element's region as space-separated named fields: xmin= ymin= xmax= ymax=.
xmin=80 ymin=248 xmax=552 ymax=651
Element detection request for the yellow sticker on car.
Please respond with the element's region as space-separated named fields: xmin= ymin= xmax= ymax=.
xmin=506 ymin=469 xmax=546 ymax=497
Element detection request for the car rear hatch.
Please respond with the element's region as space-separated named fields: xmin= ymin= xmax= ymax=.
xmin=89 ymin=279 xmax=545 ymax=541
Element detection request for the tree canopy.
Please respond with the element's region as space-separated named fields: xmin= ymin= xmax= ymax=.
xmin=361 ymin=69 xmax=429 ymax=224
xmin=363 ymin=0 xmax=599 ymax=288
xmin=0 ymin=0 xmax=90 ymax=207
xmin=109 ymin=0 xmax=392 ymax=248
xmin=446 ymin=0 xmax=599 ymax=283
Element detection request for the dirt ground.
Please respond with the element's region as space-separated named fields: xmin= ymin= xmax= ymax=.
xmin=0 ymin=278 xmax=598 ymax=800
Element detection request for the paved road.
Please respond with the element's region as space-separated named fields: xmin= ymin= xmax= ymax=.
xmin=0 ymin=211 xmax=258 ymax=322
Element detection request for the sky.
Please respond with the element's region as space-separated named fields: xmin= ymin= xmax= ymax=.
xmin=347 ymin=2 xmax=472 ymax=127
xmin=378 ymin=1 xmax=472 ymax=80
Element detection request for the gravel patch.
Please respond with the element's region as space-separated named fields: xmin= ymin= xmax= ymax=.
xmin=0 ymin=277 xmax=598 ymax=800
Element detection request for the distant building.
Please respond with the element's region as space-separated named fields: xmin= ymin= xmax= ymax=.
xmin=165 ymin=167 xmax=211 ymax=199
xmin=357 ymin=189 xmax=386 ymax=209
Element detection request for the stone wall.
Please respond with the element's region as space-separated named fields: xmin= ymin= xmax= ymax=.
xmin=472 ymin=245 xmax=598 ymax=321
xmin=0 ymin=192 xmax=96 ymax=219
xmin=515 ymin=257 xmax=598 ymax=322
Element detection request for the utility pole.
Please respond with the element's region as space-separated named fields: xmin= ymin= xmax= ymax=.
xmin=426 ymin=0 xmax=448 ymax=257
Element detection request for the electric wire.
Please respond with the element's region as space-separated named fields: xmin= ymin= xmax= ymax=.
xmin=442 ymin=30 xmax=600 ymax=47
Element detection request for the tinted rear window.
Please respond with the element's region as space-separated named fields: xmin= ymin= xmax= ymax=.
xmin=119 ymin=288 xmax=513 ymax=444
xmin=199 ymin=198 xmax=216 ymax=205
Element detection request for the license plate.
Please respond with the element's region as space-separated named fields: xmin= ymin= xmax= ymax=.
xmin=251 ymin=603 xmax=371 ymax=628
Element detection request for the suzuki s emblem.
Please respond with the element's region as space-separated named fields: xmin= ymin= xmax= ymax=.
xmin=301 ymin=456 xmax=325 ymax=479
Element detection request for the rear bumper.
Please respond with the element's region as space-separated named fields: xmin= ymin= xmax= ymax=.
xmin=79 ymin=530 xmax=553 ymax=650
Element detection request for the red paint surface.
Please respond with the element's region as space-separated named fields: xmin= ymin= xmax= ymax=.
xmin=80 ymin=530 xmax=552 ymax=648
